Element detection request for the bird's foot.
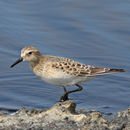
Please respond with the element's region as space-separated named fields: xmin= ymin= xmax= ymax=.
xmin=59 ymin=93 xmax=69 ymax=102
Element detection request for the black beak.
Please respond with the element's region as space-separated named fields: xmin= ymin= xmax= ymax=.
xmin=10 ymin=57 xmax=23 ymax=68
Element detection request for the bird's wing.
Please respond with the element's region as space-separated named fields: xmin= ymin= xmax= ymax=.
xmin=90 ymin=67 xmax=124 ymax=76
xmin=47 ymin=56 xmax=124 ymax=77
xmin=49 ymin=56 xmax=92 ymax=77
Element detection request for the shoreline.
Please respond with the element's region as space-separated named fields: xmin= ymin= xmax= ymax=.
xmin=0 ymin=100 xmax=129 ymax=129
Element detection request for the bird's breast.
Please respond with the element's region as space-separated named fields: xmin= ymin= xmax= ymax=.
xmin=33 ymin=63 xmax=78 ymax=86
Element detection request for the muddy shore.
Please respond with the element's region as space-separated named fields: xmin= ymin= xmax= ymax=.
xmin=0 ymin=100 xmax=129 ymax=130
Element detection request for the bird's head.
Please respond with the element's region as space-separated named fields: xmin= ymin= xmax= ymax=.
xmin=10 ymin=46 xmax=41 ymax=68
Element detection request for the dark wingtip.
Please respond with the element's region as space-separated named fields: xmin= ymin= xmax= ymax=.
xmin=119 ymin=69 xmax=125 ymax=72
xmin=110 ymin=69 xmax=125 ymax=72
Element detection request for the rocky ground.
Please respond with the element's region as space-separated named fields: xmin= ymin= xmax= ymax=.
xmin=0 ymin=100 xmax=129 ymax=130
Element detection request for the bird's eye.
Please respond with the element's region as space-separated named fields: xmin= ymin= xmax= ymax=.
xmin=28 ymin=52 xmax=32 ymax=55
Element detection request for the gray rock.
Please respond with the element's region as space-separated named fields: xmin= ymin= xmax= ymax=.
xmin=0 ymin=100 xmax=129 ymax=130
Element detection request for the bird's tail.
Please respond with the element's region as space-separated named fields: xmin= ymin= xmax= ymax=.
xmin=91 ymin=67 xmax=125 ymax=76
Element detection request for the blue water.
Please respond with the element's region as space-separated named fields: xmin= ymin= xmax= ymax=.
xmin=0 ymin=0 xmax=130 ymax=114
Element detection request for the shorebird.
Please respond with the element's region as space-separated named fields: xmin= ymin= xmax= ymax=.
xmin=10 ymin=46 xmax=125 ymax=101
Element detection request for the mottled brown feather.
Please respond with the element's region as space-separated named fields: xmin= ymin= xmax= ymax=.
xmin=50 ymin=57 xmax=92 ymax=77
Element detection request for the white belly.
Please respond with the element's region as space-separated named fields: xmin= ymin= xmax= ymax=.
xmin=33 ymin=65 xmax=94 ymax=86
xmin=40 ymin=75 xmax=94 ymax=86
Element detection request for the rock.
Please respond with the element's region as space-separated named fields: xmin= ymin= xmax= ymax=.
xmin=0 ymin=100 xmax=129 ymax=130
xmin=109 ymin=107 xmax=130 ymax=130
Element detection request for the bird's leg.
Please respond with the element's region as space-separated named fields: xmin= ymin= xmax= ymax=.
xmin=67 ymin=84 xmax=83 ymax=95
xmin=63 ymin=86 xmax=67 ymax=93
xmin=60 ymin=86 xmax=69 ymax=102
xmin=59 ymin=84 xmax=83 ymax=102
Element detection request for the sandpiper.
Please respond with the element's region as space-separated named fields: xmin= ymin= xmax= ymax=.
xmin=10 ymin=46 xmax=125 ymax=101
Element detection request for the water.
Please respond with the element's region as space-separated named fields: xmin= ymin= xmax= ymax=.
xmin=0 ymin=0 xmax=130 ymax=114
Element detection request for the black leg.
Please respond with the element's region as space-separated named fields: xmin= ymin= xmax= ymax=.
xmin=67 ymin=84 xmax=83 ymax=94
xmin=59 ymin=84 xmax=83 ymax=102
xmin=60 ymin=86 xmax=69 ymax=102
xmin=63 ymin=86 xmax=67 ymax=93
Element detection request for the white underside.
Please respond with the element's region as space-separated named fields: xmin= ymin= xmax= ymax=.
xmin=40 ymin=76 xmax=94 ymax=86
xmin=33 ymin=64 xmax=94 ymax=86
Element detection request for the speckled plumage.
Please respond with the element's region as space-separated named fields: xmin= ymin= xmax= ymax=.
xmin=10 ymin=46 xmax=125 ymax=101
xmin=11 ymin=46 xmax=123 ymax=86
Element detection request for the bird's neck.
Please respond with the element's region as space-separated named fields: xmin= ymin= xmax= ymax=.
xmin=30 ymin=61 xmax=38 ymax=69
xmin=29 ymin=55 xmax=46 ymax=70
xmin=29 ymin=57 xmax=41 ymax=69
